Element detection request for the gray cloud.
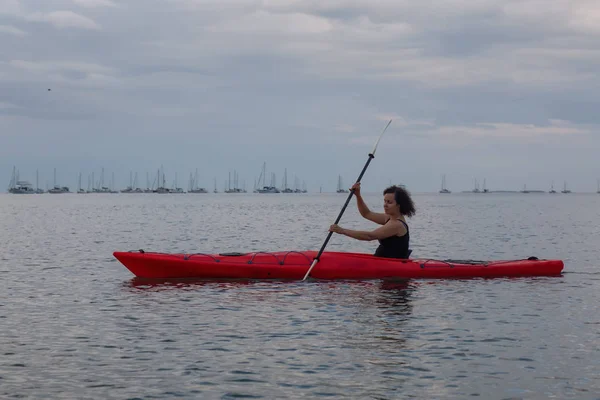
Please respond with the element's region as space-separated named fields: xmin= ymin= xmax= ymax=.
xmin=0 ymin=24 xmax=28 ymax=36
xmin=1 ymin=0 xmax=599 ymax=192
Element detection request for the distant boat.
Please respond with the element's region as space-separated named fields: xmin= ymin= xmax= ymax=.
xmin=549 ymin=181 xmax=557 ymax=194
xmin=255 ymin=162 xmax=280 ymax=193
xmin=336 ymin=175 xmax=348 ymax=193
xmin=9 ymin=180 xmax=36 ymax=194
xmin=143 ymin=172 xmax=153 ymax=193
xmin=521 ymin=184 xmax=530 ymax=194
xmin=597 ymin=179 xmax=599 ymax=194
xmin=152 ymin=167 xmax=173 ymax=193
xmin=48 ymin=186 xmax=70 ymax=194
xmin=257 ymin=186 xmax=280 ymax=194
xmin=561 ymin=181 xmax=571 ymax=194
xmin=34 ymin=170 xmax=44 ymax=194
xmin=296 ymin=178 xmax=307 ymax=193
xmin=224 ymin=170 xmax=246 ymax=193
xmin=170 ymin=172 xmax=185 ymax=194
xmin=48 ymin=168 xmax=69 ymax=194
xmin=439 ymin=174 xmax=451 ymax=194
xmin=77 ymin=172 xmax=87 ymax=194
xmin=482 ymin=178 xmax=489 ymax=193
xmin=189 ymin=169 xmax=208 ymax=193
xmin=91 ymin=168 xmax=117 ymax=193
xmin=121 ymin=171 xmax=144 ymax=193
xmin=7 ymin=166 xmax=36 ymax=194
xmin=281 ymin=168 xmax=294 ymax=193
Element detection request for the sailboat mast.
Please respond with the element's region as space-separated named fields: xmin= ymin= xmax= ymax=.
xmin=10 ymin=166 xmax=16 ymax=189
xmin=8 ymin=166 xmax=15 ymax=189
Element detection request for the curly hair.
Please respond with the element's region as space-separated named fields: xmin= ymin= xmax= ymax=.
xmin=383 ymin=185 xmax=416 ymax=217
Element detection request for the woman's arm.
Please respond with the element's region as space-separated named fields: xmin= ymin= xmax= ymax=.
xmin=352 ymin=183 xmax=388 ymax=225
xmin=330 ymin=221 xmax=400 ymax=241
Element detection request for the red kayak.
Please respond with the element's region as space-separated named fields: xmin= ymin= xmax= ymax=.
xmin=113 ymin=250 xmax=564 ymax=280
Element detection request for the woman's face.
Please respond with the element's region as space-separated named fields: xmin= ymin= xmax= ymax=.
xmin=383 ymin=193 xmax=399 ymax=215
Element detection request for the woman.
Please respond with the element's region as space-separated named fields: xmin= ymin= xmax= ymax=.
xmin=329 ymin=182 xmax=415 ymax=259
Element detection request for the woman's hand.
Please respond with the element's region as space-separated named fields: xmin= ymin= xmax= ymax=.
xmin=350 ymin=182 xmax=361 ymax=196
xmin=329 ymin=224 xmax=344 ymax=234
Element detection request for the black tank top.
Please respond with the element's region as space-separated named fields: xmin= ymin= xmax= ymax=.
xmin=374 ymin=219 xmax=409 ymax=259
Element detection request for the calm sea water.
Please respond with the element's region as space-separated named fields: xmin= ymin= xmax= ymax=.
xmin=1 ymin=192 xmax=599 ymax=399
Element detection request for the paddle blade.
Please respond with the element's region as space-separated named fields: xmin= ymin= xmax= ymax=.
xmin=371 ymin=119 xmax=392 ymax=156
xmin=302 ymin=258 xmax=319 ymax=281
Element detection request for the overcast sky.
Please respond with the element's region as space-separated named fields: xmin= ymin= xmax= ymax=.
xmin=1 ymin=0 xmax=599 ymax=192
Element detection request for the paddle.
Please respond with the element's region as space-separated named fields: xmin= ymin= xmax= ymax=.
xmin=302 ymin=119 xmax=392 ymax=281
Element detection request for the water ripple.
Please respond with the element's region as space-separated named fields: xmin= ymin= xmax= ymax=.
xmin=0 ymin=193 xmax=599 ymax=399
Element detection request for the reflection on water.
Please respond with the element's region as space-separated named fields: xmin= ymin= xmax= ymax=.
xmin=377 ymin=280 xmax=413 ymax=316
xmin=126 ymin=277 xmax=264 ymax=290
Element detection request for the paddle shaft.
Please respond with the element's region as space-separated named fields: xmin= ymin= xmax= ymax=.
xmin=302 ymin=120 xmax=392 ymax=281
xmin=301 ymin=155 xmax=373 ymax=280
xmin=322 ymin=156 xmax=372 ymax=255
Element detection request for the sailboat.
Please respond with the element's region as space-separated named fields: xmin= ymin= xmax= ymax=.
xmin=121 ymin=171 xmax=135 ymax=193
xmin=131 ymin=173 xmax=143 ymax=193
xmin=142 ymin=172 xmax=153 ymax=193
xmin=34 ymin=170 xmax=44 ymax=193
xmin=153 ymin=166 xmax=171 ymax=193
xmin=48 ymin=168 xmax=70 ymax=193
xmin=281 ymin=169 xmax=294 ymax=193
xmin=91 ymin=168 xmax=114 ymax=193
xmin=472 ymin=178 xmax=481 ymax=193
xmin=521 ymin=184 xmax=530 ymax=194
xmin=77 ymin=172 xmax=86 ymax=194
xmin=336 ymin=175 xmax=348 ymax=193
xmin=189 ymin=169 xmax=208 ymax=193
xmin=224 ymin=170 xmax=246 ymax=193
xmin=109 ymin=172 xmax=119 ymax=193
xmin=549 ymin=181 xmax=557 ymax=194
xmin=171 ymin=172 xmax=185 ymax=193
xmin=7 ymin=167 xmax=36 ymax=194
xmin=439 ymin=174 xmax=451 ymax=194
xmin=561 ymin=181 xmax=571 ymax=194
xmin=597 ymin=179 xmax=600 ymax=194
xmin=256 ymin=162 xmax=280 ymax=193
